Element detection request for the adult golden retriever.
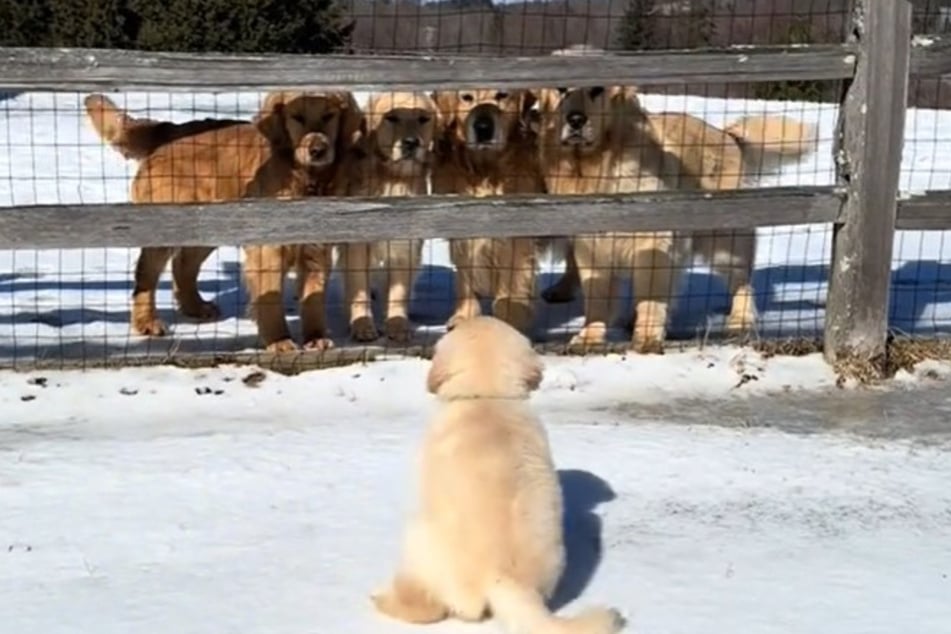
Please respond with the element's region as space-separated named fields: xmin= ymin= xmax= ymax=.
xmin=333 ymin=91 xmax=439 ymax=343
xmin=430 ymin=88 xmax=545 ymax=334
xmin=536 ymin=85 xmax=693 ymax=352
xmin=373 ymin=316 xmax=625 ymax=634
xmin=536 ymin=85 xmax=816 ymax=351
xmin=84 ymin=91 xmax=362 ymax=352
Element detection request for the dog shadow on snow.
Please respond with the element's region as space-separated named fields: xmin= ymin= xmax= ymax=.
xmin=550 ymin=469 xmax=617 ymax=611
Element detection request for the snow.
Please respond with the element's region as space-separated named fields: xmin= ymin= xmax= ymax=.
xmin=1 ymin=89 xmax=951 ymax=364
xmin=2 ymin=89 xmax=951 ymax=633
xmin=2 ymin=359 xmax=951 ymax=634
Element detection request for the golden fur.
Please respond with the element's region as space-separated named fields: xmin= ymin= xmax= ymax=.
xmin=333 ymin=91 xmax=440 ymax=343
xmin=430 ymin=89 xmax=546 ymax=334
xmin=536 ymin=85 xmax=817 ymax=350
xmin=84 ymin=91 xmax=362 ymax=352
xmin=536 ymin=84 xmax=693 ymax=352
xmin=373 ymin=316 xmax=625 ymax=634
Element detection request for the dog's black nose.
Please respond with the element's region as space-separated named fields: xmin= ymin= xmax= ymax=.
xmin=401 ymin=137 xmax=421 ymax=154
xmin=473 ymin=116 xmax=495 ymax=143
xmin=309 ymin=146 xmax=328 ymax=161
xmin=566 ymin=111 xmax=588 ymax=130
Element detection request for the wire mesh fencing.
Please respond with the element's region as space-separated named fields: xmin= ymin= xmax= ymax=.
xmin=0 ymin=0 xmax=947 ymax=372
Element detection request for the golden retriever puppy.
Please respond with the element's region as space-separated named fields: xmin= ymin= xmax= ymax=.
xmin=430 ymin=88 xmax=546 ymax=334
xmin=333 ymin=92 xmax=439 ymax=343
xmin=536 ymin=85 xmax=694 ymax=353
xmin=373 ymin=316 xmax=625 ymax=634
xmin=84 ymin=91 xmax=362 ymax=352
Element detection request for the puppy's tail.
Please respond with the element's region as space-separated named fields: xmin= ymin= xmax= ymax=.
xmin=486 ymin=576 xmax=626 ymax=634
xmin=83 ymin=93 xmax=243 ymax=161
xmin=725 ymin=114 xmax=818 ymax=174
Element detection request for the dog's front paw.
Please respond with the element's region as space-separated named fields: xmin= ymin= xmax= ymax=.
xmin=181 ymin=300 xmax=220 ymax=322
xmin=631 ymin=335 xmax=665 ymax=355
xmin=725 ymin=310 xmax=756 ymax=336
xmin=350 ymin=316 xmax=380 ymax=342
xmin=132 ymin=315 xmax=168 ymax=337
xmin=568 ymin=322 xmax=607 ymax=351
xmin=541 ymin=277 xmax=577 ymax=304
xmin=384 ymin=316 xmax=413 ymax=343
xmin=266 ymin=338 xmax=300 ymax=354
xmin=303 ymin=337 xmax=334 ymax=351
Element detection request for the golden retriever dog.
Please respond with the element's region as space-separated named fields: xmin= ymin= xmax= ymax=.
xmin=536 ymin=84 xmax=694 ymax=353
xmin=373 ymin=316 xmax=625 ymax=634
xmin=430 ymin=88 xmax=546 ymax=334
xmin=333 ymin=91 xmax=439 ymax=343
xmin=84 ymin=91 xmax=362 ymax=352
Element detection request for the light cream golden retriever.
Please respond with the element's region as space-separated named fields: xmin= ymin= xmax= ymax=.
xmin=373 ymin=316 xmax=625 ymax=634
xmin=84 ymin=91 xmax=362 ymax=352
xmin=430 ymin=88 xmax=546 ymax=334
xmin=536 ymin=85 xmax=816 ymax=351
xmin=333 ymin=91 xmax=440 ymax=343
xmin=537 ymin=84 xmax=692 ymax=353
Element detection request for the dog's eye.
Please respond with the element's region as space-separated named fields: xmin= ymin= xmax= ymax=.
xmin=384 ymin=113 xmax=399 ymax=124
xmin=495 ymin=91 xmax=509 ymax=100
xmin=418 ymin=115 xmax=432 ymax=125
xmin=589 ymin=86 xmax=605 ymax=99
xmin=322 ymin=112 xmax=337 ymax=122
xmin=461 ymin=94 xmax=474 ymax=103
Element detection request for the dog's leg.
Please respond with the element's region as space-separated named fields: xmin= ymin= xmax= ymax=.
xmin=569 ymin=236 xmax=613 ymax=348
xmin=382 ymin=240 xmax=420 ymax=343
xmin=343 ymin=242 xmax=379 ymax=342
xmin=243 ymin=245 xmax=297 ymax=353
xmin=296 ymin=243 xmax=334 ymax=351
xmin=541 ymin=239 xmax=581 ymax=304
xmin=372 ymin=573 xmax=448 ymax=624
xmin=631 ymin=233 xmax=679 ymax=354
xmin=694 ymin=230 xmax=757 ymax=335
xmin=171 ymin=246 xmax=220 ymax=321
xmin=131 ymin=247 xmax=175 ymax=336
xmin=447 ymin=238 xmax=483 ymax=330
xmin=491 ymin=237 xmax=536 ymax=334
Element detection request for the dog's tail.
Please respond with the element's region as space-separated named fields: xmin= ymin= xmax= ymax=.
xmin=83 ymin=93 xmax=243 ymax=161
xmin=486 ymin=576 xmax=626 ymax=634
xmin=725 ymin=114 xmax=818 ymax=174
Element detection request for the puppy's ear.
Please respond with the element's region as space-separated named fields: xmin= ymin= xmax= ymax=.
xmin=426 ymin=350 xmax=451 ymax=395
xmin=522 ymin=354 xmax=544 ymax=393
xmin=518 ymin=90 xmax=541 ymax=135
xmin=335 ymin=91 xmax=365 ymax=155
xmin=607 ymin=85 xmax=638 ymax=105
xmin=431 ymin=91 xmax=458 ymax=130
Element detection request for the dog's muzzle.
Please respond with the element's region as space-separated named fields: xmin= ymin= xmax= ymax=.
xmin=400 ymin=136 xmax=422 ymax=160
xmin=466 ymin=104 xmax=502 ymax=147
xmin=566 ymin=110 xmax=588 ymax=131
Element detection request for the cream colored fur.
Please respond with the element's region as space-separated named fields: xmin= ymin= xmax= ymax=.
xmin=373 ymin=316 xmax=626 ymax=634
xmin=334 ymin=91 xmax=440 ymax=343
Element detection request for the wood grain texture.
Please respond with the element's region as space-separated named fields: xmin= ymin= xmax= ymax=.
xmin=0 ymin=45 xmax=857 ymax=91
xmin=824 ymin=0 xmax=912 ymax=365
xmin=896 ymin=192 xmax=951 ymax=230
xmin=909 ymin=34 xmax=951 ymax=77
xmin=0 ymin=187 xmax=844 ymax=249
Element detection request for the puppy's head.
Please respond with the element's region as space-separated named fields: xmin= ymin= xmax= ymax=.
xmin=254 ymin=90 xmax=363 ymax=169
xmin=426 ymin=316 xmax=543 ymax=401
xmin=432 ymin=89 xmax=536 ymax=153
xmin=536 ymin=85 xmax=638 ymax=154
xmin=365 ymin=91 xmax=440 ymax=178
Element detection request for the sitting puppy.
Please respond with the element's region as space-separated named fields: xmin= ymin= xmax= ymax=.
xmin=372 ymin=316 xmax=626 ymax=634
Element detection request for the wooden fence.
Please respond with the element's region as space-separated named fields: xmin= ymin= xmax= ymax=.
xmin=0 ymin=0 xmax=949 ymax=373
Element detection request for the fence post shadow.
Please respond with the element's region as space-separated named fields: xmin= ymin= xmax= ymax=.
xmin=550 ymin=468 xmax=617 ymax=611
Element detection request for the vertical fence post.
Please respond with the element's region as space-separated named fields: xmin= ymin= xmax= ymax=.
xmin=824 ymin=0 xmax=912 ymax=369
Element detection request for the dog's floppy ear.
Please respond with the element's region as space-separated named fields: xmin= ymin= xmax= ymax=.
xmin=431 ymin=91 xmax=459 ymax=130
xmin=334 ymin=91 xmax=365 ymax=155
xmin=254 ymin=91 xmax=298 ymax=147
xmin=517 ymin=90 xmax=541 ymax=135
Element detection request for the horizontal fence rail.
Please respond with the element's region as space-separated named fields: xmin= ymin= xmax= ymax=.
xmin=0 ymin=187 xmax=846 ymax=249
xmin=0 ymin=45 xmax=860 ymax=91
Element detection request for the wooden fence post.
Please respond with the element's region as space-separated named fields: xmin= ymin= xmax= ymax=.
xmin=824 ymin=0 xmax=912 ymax=370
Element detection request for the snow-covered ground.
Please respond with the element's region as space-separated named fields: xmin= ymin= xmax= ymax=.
xmin=1 ymin=90 xmax=950 ymax=363
xmin=3 ymin=356 xmax=951 ymax=634
xmin=3 ymin=91 xmax=951 ymax=633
